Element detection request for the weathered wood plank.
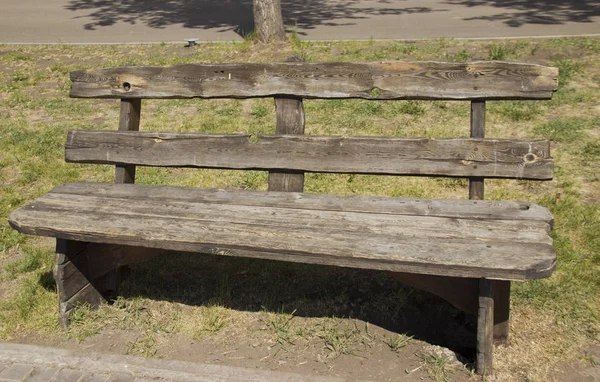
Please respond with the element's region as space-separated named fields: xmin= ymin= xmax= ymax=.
xmin=30 ymin=194 xmax=555 ymax=244
xmin=65 ymin=131 xmax=554 ymax=180
xmin=69 ymin=61 xmax=558 ymax=100
xmin=45 ymin=182 xmax=556 ymax=223
xmin=477 ymin=278 xmax=494 ymax=375
xmin=9 ymin=183 xmax=556 ymax=281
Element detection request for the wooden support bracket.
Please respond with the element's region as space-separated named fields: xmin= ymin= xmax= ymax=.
xmin=53 ymin=239 xmax=163 ymax=327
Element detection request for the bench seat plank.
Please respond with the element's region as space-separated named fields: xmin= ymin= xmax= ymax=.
xmin=8 ymin=183 xmax=556 ymax=281
xmin=65 ymin=131 xmax=554 ymax=180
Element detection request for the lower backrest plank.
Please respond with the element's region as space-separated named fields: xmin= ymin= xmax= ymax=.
xmin=66 ymin=131 xmax=553 ymax=180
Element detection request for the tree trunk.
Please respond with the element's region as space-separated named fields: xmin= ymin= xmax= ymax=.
xmin=253 ymin=0 xmax=286 ymax=43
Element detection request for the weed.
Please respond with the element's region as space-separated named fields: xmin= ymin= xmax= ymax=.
xmin=530 ymin=44 xmax=540 ymax=56
xmin=448 ymin=49 xmax=472 ymax=62
xmin=127 ymin=333 xmax=158 ymax=357
xmin=389 ymin=43 xmax=417 ymax=55
xmin=251 ymin=103 xmax=269 ymax=118
xmin=241 ymin=171 xmax=267 ymax=190
xmin=67 ymin=304 xmax=103 ymax=342
xmin=201 ymin=307 xmax=228 ymax=334
xmin=1 ymin=52 xmax=31 ymax=61
xmin=4 ymin=246 xmax=52 ymax=277
xmin=417 ymin=347 xmax=458 ymax=382
xmin=397 ymin=100 xmax=426 ymax=116
xmin=584 ymin=354 xmax=599 ymax=367
xmin=533 ymin=117 xmax=598 ymax=142
xmin=384 ymin=334 xmax=413 ymax=352
xmin=181 ymin=305 xmax=229 ymax=339
xmin=488 ymin=43 xmax=514 ymax=60
xmin=241 ymin=30 xmax=258 ymax=43
xmin=262 ymin=307 xmax=296 ymax=348
xmin=288 ymin=28 xmax=302 ymax=50
xmin=491 ymin=101 xmax=543 ymax=122
xmin=583 ymin=141 xmax=600 ymax=157
xmin=317 ymin=319 xmax=366 ymax=357
xmin=215 ymin=101 xmax=241 ymax=117
xmin=552 ymin=58 xmax=583 ymax=86
xmin=434 ymin=177 xmax=468 ymax=190
xmin=11 ymin=72 xmax=28 ymax=83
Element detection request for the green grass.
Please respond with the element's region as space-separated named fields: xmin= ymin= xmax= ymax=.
xmin=384 ymin=334 xmax=413 ymax=353
xmin=418 ymin=347 xmax=459 ymax=382
xmin=533 ymin=117 xmax=599 ymax=142
xmin=262 ymin=307 xmax=297 ymax=348
xmin=488 ymin=42 xmax=517 ymax=60
xmin=552 ymin=58 xmax=583 ymax=86
xmin=489 ymin=101 xmax=544 ymax=122
xmin=0 ymin=37 xmax=599 ymax=380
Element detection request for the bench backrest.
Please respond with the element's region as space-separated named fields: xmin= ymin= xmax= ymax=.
xmin=66 ymin=61 xmax=558 ymax=194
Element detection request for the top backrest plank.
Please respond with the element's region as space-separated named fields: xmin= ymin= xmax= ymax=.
xmin=70 ymin=61 xmax=558 ymax=100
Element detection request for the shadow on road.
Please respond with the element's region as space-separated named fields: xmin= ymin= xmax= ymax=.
xmin=445 ymin=0 xmax=600 ymax=27
xmin=65 ymin=0 xmax=437 ymax=36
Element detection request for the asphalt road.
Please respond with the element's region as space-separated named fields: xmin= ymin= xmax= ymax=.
xmin=0 ymin=0 xmax=599 ymax=43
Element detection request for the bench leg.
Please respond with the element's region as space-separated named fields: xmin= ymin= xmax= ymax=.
xmin=476 ymin=278 xmax=494 ymax=376
xmin=53 ymin=239 xmax=111 ymax=328
xmin=53 ymin=239 xmax=165 ymax=327
xmin=494 ymin=280 xmax=510 ymax=345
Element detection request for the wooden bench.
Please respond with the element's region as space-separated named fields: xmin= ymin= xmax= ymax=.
xmin=8 ymin=60 xmax=558 ymax=375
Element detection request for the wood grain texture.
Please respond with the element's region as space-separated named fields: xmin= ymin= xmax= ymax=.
xmin=69 ymin=61 xmax=558 ymax=100
xmin=54 ymin=239 xmax=107 ymax=328
xmin=65 ymin=131 xmax=554 ymax=180
xmin=477 ymin=278 xmax=494 ymax=375
xmin=115 ymin=99 xmax=141 ymax=184
xmin=493 ymin=281 xmax=511 ymax=345
xmin=57 ymin=243 xmax=164 ymax=304
xmin=469 ymin=100 xmax=486 ymax=200
xmin=10 ymin=183 xmax=556 ymax=281
xmin=39 ymin=182 xmax=556 ymax=222
xmin=269 ymin=57 xmax=306 ymax=192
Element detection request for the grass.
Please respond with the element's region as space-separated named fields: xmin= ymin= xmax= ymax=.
xmin=418 ymin=346 xmax=460 ymax=382
xmin=533 ymin=117 xmax=599 ymax=142
xmin=0 ymin=37 xmax=599 ymax=380
xmin=262 ymin=307 xmax=297 ymax=348
xmin=384 ymin=334 xmax=413 ymax=353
